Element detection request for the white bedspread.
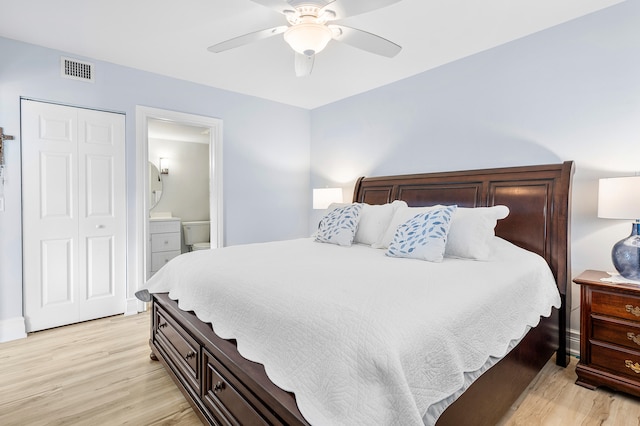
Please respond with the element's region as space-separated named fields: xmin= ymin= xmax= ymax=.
xmin=144 ymin=237 xmax=560 ymax=425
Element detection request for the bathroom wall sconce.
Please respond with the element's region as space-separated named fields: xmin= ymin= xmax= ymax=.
xmin=313 ymin=187 xmax=343 ymax=209
xmin=598 ymin=176 xmax=640 ymax=279
xmin=159 ymin=158 xmax=169 ymax=175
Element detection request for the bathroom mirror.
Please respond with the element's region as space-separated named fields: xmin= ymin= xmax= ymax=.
xmin=148 ymin=161 xmax=163 ymax=210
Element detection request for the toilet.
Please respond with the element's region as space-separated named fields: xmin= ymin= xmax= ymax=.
xmin=182 ymin=220 xmax=211 ymax=251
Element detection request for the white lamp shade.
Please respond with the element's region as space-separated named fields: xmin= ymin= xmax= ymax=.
xmin=598 ymin=176 xmax=640 ymax=220
xmin=284 ymin=23 xmax=333 ymax=56
xmin=313 ymin=188 xmax=343 ymax=209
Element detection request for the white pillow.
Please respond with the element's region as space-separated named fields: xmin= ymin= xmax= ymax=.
xmin=386 ymin=205 xmax=457 ymax=262
xmin=326 ymin=202 xmax=350 ymax=211
xmin=315 ymin=204 xmax=363 ymax=247
xmin=444 ymin=205 xmax=510 ymax=260
xmin=355 ymin=200 xmax=408 ymax=246
xmin=311 ymin=203 xmax=349 ymax=238
xmin=372 ymin=205 xmax=444 ymax=249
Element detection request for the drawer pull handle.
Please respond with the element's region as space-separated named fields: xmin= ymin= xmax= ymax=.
xmin=627 ymin=332 xmax=640 ymax=346
xmin=185 ymin=351 xmax=196 ymax=360
xmin=213 ymin=381 xmax=225 ymax=393
xmin=158 ymin=322 xmax=168 ymax=329
xmin=626 ymin=305 xmax=640 ymax=317
xmin=625 ymin=360 xmax=640 ymax=374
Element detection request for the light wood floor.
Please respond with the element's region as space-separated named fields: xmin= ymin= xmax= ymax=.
xmin=0 ymin=312 xmax=200 ymax=425
xmin=1 ymin=312 xmax=640 ymax=425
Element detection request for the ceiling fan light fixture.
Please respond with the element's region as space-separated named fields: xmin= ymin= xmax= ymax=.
xmin=284 ymin=23 xmax=333 ymax=56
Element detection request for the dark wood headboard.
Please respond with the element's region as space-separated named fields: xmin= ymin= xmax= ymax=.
xmin=353 ymin=161 xmax=574 ymax=364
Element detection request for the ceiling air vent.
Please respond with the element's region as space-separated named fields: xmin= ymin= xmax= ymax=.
xmin=61 ymin=57 xmax=95 ymax=82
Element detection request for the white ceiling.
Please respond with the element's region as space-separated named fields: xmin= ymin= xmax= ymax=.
xmin=0 ymin=0 xmax=625 ymax=109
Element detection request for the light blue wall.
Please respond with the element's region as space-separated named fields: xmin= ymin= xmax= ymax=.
xmin=309 ymin=0 xmax=640 ymax=341
xmin=0 ymin=37 xmax=310 ymax=325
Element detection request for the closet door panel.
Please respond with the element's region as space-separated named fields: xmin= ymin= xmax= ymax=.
xmin=85 ymin=235 xmax=114 ymax=299
xmin=77 ymin=108 xmax=126 ymax=321
xmin=22 ymin=100 xmax=125 ymax=332
xmin=22 ymin=101 xmax=80 ymax=331
xmin=41 ymin=238 xmax=74 ymax=306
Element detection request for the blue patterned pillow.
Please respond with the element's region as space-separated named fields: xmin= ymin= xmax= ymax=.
xmin=315 ymin=204 xmax=363 ymax=246
xmin=386 ymin=205 xmax=457 ymax=262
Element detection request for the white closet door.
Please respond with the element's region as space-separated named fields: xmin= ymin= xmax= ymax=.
xmin=22 ymin=100 xmax=126 ymax=332
xmin=77 ymin=108 xmax=126 ymax=321
xmin=22 ymin=101 xmax=79 ymax=331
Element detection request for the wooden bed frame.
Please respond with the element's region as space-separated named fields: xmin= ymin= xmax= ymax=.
xmin=146 ymin=161 xmax=574 ymax=425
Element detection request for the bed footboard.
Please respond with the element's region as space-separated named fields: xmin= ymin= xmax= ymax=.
xmin=149 ymin=293 xmax=309 ymax=426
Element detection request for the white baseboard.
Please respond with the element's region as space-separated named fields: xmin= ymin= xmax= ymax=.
xmin=568 ymin=328 xmax=580 ymax=358
xmin=124 ymin=297 xmax=139 ymax=316
xmin=0 ymin=316 xmax=27 ymax=343
xmin=124 ymin=297 xmax=148 ymax=315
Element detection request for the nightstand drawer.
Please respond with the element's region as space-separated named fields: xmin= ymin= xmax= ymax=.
xmin=592 ymin=290 xmax=640 ymax=322
xmin=591 ymin=342 xmax=640 ymax=381
xmin=592 ymin=317 xmax=640 ymax=351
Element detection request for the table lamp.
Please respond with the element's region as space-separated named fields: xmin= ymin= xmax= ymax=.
xmin=598 ymin=176 xmax=640 ymax=280
xmin=313 ymin=188 xmax=343 ymax=209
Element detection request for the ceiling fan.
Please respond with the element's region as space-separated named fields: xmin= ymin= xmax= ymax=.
xmin=207 ymin=0 xmax=403 ymax=77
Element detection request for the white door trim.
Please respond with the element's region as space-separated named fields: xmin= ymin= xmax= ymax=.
xmin=133 ymin=106 xmax=223 ymax=313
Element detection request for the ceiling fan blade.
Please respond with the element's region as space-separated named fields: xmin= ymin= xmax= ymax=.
xmin=329 ymin=25 xmax=401 ymax=58
xmin=321 ymin=0 xmax=402 ymax=20
xmin=295 ymin=53 xmax=314 ymax=77
xmin=207 ymin=26 xmax=287 ymax=53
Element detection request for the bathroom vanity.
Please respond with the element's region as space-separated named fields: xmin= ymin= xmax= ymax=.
xmin=148 ymin=217 xmax=182 ymax=278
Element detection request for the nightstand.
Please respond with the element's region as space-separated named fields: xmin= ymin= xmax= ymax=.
xmin=574 ymin=269 xmax=640 ymax=396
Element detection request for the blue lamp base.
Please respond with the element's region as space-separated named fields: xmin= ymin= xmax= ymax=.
xmin=612 ymin=222 xmax=640 ymax=280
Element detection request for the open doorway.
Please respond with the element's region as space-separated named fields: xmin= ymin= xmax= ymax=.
xmin=147 ymin=120 xmax=210 ymax=247
xmin=133 ymin=107 xmax=223 ymax=311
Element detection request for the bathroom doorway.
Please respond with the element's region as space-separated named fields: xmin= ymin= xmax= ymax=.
xmin=148 ymin=119 xmax=210 ymax=249
xmin=134 ymin=107 xmax=223 ymax=305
